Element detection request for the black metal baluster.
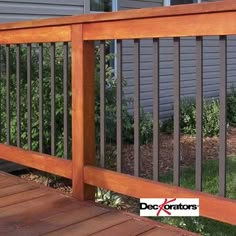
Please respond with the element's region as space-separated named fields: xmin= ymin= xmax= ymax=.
xmin=134 ymin=39 xmax=140 ymax=177
xmin=117 ymin=40 xmax=122 ymax=172
xmin=27 ymin=44 xmax=32 ymax=150
xmin=153 ymin=38 xmax=160 ymax=181
xmin=39 ymin=43 xmax=43 ymax=153
xmin=16 ymin=44 xmax=21 ymax=147
xmin=51 ymin=42 xmax=55 ymax=156
xmin=100 ymin=40 xmax=105 ymax=168
xmin=219 ymin=36 xmax=227 ymax=197
xmin=63 ymin=42 xmax=68 ymax=159
xmin=6 ymin=45 xmax=10 ymax=145
xmin=196 ymin=37 xmax=203 ymax=191
xmin=173 ymin=37 xmax=180 ymax=186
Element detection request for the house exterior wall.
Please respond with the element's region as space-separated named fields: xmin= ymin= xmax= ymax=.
xmin=118 ymin=0 xmax=162 ymax=10
xmin=0 ymin=0 xmax=233 ymax=119
xmin=119 ymin=0 xmax=235 ymax=119
xmin=0 ymin=0 xmax=85 ymax=23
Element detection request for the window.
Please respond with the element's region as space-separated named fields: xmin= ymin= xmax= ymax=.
xmin=164 ymin=0 xmax=201 ymax=6
xmin=90 ymin=0 xmax=113 ymax=12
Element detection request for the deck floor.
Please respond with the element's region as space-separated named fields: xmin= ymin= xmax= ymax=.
xmin=0 ymin=171 xmax=198 ymax=236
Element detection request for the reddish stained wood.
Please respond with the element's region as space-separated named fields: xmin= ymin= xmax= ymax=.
xmin=0 ymin=144 xmax=72 ymax=179
xmin=0 ymin=188 xmax=50 ymax=208
xmin=0 ymin=173 xmax=202 ymax=236
xmin=84 ymin=166 xmax=236 ymax=226
xmin=0 ymin=183 xmax=38 ymax=198
xmin=91 ymin=219 xmax=155 ymax=236
xmin=83 ymin=11 xmax=236 ymax=40
xmin=0 ymin=1 xmax=234 ymax=31
xmin=0 ymin=177 xmax=24 ymax=189
xmin=9 ymin=206 xmax=109 ymax=236
xmin=0 ymin=26 xmax=71 ymax=44
xmin=71 ymin=24 xmax=95 ymax=201
xmin=45 ymin=212 xmax=131 ymax=236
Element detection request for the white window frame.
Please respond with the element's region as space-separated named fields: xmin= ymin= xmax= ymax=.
xmin=164 ymin=0 xmax=201 ymax=6
xmin=86 ymin=0 xmax=118 ymax=74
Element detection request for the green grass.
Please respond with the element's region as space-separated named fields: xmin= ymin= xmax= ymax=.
xmin=153 ymin=157 xmax=236 ymax=236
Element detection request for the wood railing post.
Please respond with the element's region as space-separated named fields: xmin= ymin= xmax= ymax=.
xmin=71 ymin=24 xmax=95 ymax=201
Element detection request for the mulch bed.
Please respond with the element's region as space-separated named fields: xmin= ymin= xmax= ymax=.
xmin=105 ymin=126 xmax=236 ymax=179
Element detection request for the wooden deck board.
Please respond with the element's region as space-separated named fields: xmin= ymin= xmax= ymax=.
xmin=0 ymin=172 xmax=199 ymax=236
xmin=90 ymin=219 xmax=155 ymax=236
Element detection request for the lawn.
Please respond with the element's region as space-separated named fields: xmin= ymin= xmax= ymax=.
xmin=154 ymin=157 xmax=236 ymax=236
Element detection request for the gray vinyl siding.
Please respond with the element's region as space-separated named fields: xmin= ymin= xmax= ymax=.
xmin=0 ymin=0 xmax=85 ymax=23
xmin=119 ymin=0 xmax=164 ymax=115
xmin=119 ymin=0 xmax=162 ymax=10
xmin=119 ymin=0 xmax=234 ymax=119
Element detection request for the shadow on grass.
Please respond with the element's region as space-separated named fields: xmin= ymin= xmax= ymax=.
xmin=153 ymin=157 xmax=236 ymax=236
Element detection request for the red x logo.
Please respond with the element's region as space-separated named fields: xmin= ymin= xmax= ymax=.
xmin=156 ymin=198 xmax=176 ymax=216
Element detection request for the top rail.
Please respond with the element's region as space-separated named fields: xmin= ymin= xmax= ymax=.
xmin=0 ymin=1 xmax=234 ymax=32
xmin=0 ymin=1 xmax=235 ymax=43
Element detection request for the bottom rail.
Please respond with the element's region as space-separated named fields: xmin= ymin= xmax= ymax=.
xmin=0 ymin=144 xmax=72 ymax=179
xmin=84 ymin=165 xmax=236 ymax=225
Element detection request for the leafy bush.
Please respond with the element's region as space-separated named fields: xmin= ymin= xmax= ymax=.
xmin=0 ymin=44 xmax=69 ymax=157
xmin=94 ymin=42 xmax=154 ymax=145
xmin=0 ymin=42 xmax=154 ymax=160
xmin=202 ymin=99 xmax=220 ymax=137
xmin=161 ymin=98 xmax=220 ymax=137
xmin=140 ymin=110 xmax=153 ymax=144
xmin=227 ymin=86 xmax=236 ymax=126
xmin=94 ymin=42 xmax=135 ymax=144
xmin=95 ymin=187 xmax=124 ymax=209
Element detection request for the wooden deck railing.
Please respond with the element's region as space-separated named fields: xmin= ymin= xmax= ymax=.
xmin=0 ymin=0 xmax=235 ymax=226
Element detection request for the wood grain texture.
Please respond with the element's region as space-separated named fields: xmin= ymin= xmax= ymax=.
xmin=9 ymin=206 xmax=109 ymax=236
xmin=0 ymin=188 xmax=50 ymax=208
xmin=0 ymin=177 xmax=23 ymax=189
xmin=0 ymin=26 xmax=71 ymax=44
xmin=84 ymin=166 xmax=236 ymax=225
xmin=0 ymin=173 xmax=198 ymax=236
xmin=0 ymin=183 xmax=38 ymax=198
xmin=91 ymin=219 xmax=155 ymax=236
xmin=45 ymin=212 xmax=131 ymax=236
xmin=0 ymin=1 xmax=234 ymax=31
xmin=71 ymin=24 xmax=95 ymax=200
xmin=0 ymin=144 xmax=72 ymax=179
xmin=83 ymin=11 xmax=236 ymax=40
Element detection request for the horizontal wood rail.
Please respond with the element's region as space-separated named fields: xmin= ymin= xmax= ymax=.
xmin=0 ymin=144 xmax=72 ymax=179
xmin=0 ymin=1 xmax=234 ymax=42
xmin=83 ymin=11 xmax=236 ymax=40
xmin=0 ymin=1 xmax=234 ymax=31
xmin=84 ymin=166 xmax=236 ymax=226
xmin=0 ymin=26 xmax=71 ymax=44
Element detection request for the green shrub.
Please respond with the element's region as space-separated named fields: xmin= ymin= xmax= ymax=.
xmin=161 ymin=86 xmax=236 ymax=137
xmin=95 ymin=187 xmax=124 ymax=209
xmin=140 ymin=110 xmax=153 ymax=144
xmin=0 ymin=44 xmax=68 ymax=156
xmin=180 ymin=98 xmax=197 ymax=135
xmin=161 ymin=98 xmax=220 ymax=137
xmin=202 ymin=99 xmax=220 ymax=137
xmin=94 ymin=42 xmax=154 ymax=145
xmin=0 ymin=42 xmax=154 ymax=158
xmin=227 ymin=86 xmax=236 ymax=126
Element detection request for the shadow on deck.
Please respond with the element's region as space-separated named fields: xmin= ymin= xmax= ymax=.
xmin=0 ymin=171 xmax=197 ymax=236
